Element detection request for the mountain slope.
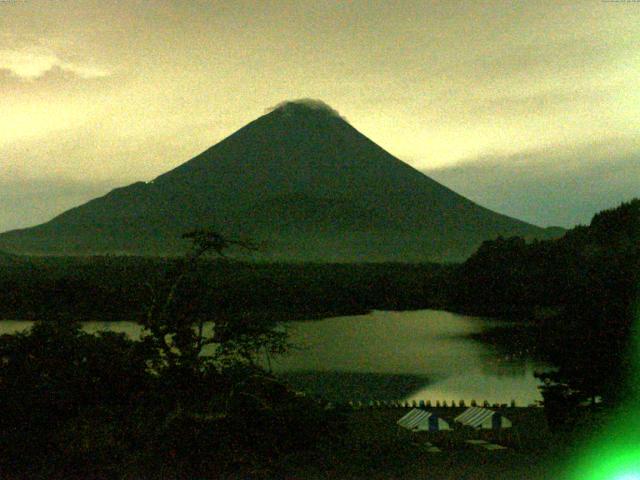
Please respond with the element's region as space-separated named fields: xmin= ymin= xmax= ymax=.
xmin=0 ymin=100 xmax=559 ymax=261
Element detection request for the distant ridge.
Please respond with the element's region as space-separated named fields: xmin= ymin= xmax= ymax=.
xmin=0 ymin=100 xmax=561 ymax=261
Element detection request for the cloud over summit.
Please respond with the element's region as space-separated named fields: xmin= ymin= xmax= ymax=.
xmin=267 ymin=99 xmax=346 ymax=120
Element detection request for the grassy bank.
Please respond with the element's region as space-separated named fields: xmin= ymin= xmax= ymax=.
xmin=282 ymin=406 xmax=575 ymax=479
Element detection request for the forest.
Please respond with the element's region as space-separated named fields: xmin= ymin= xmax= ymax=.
xmin=0 ymin=255 xmax=450 ymax=324
xmin=453 ymin=199 xmax=640 ymax=410
xmin=0 ymin=199 xmax=638 ymax=478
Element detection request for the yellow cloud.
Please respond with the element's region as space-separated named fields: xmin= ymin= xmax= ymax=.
xmin=0 ymin=47 xmax=110 ymax=80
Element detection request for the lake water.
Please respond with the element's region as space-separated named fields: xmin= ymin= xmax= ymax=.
xmin=0 ymin=309 xmax=548 ymax=405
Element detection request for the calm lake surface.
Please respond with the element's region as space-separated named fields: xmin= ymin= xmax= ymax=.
xmin=0 ymin=309 xmax=548 ymax=405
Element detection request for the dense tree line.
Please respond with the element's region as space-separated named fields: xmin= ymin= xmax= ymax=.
xmin=451 ymin=199 xmax=640 ymax=418
xmin=0 ymin=320 xmax=343 ymax=479
xmin=0 ymin=256 xmax=449 ymax=323
xmin=0 ymin=232 xmax=344 ymax=479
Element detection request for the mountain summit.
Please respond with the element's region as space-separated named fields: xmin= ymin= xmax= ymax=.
xmin=0 ymin=100 xmax=558 ymax=261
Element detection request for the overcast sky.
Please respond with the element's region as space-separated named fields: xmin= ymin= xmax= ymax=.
xmin=1 ymin=0 xmax=639 ymax=231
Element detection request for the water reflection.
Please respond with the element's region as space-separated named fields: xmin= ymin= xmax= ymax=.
xmin=0 ymin=309 xmax=550 ymax=404
xmin=272 ymin=310 xmax=549 ymax=404
xmin=277 ymin=371 xmax=435 ymax=403
xmin=274 ymin=310 xmax=490 ymax=375
xmin=480 ymin=359 xmax=530 ymax=378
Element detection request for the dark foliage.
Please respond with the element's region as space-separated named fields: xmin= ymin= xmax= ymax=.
xmin=0 ymin=320 xmax=152 ymax=476
xmin=0 ymin=257 xmax=450 ymax=323
xmin=452 ymin=199 xmax=640 ymax=416
xmin=0 ymin=231 xmax=344 ymax=479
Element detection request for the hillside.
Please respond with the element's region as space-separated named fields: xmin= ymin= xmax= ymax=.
xmin=0 ymin=100 xmax=560 ymax=261
xmin=450 ymin=198 xmax=640 ymax=408
xmin=0 ymin=249 xmax=19 ymax=265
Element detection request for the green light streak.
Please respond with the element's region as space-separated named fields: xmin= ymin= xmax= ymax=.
xmin=566 ymin=301 xmax=640 ymax=480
